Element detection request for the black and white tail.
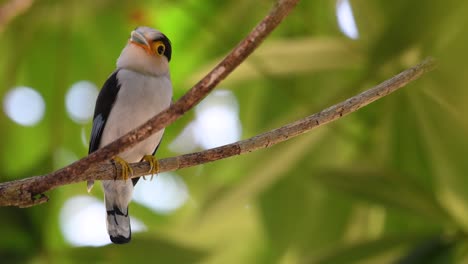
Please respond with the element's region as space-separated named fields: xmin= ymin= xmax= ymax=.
xmin=103 ymin=180 xmax=133 ymax=244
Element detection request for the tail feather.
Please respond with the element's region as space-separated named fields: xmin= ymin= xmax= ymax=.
xmin=103 ymin=179 xmax=134 ymax=244
xmin=106 ymin=205 xmax=131 ymax=244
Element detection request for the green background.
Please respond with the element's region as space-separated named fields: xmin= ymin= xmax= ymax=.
xmin=1 ymin=0 xmax=468 ymax=263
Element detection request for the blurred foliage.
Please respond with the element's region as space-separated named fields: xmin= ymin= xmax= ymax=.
xmin=1 ymin=0 xmax=468 ymax=263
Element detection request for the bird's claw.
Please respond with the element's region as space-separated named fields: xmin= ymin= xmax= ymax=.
xmin=142 ymin=155 xmax=159 ymax=181
xmin=112 ymin=156 xmax=133 ymax=181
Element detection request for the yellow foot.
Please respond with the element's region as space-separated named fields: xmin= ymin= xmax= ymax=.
xmin=112 ymin=156 xmax=133 ymax=181
xmin=142 ymin=155 xmax=159 ymax=181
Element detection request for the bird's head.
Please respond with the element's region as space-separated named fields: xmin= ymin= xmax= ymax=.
xmin=117 ymin=26 xmax=172 ymax=76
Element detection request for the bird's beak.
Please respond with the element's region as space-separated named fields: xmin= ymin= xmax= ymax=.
xmin=130 ymin=30 xmax=150 ymax=49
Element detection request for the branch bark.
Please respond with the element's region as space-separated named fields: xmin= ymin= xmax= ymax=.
xmin=0 ymin=0 xmax=34 ymax=33
xmin=0 ymin=0 xmax=301 ymax=207
xmin=0 ymin=57 xmax=436 ymax=207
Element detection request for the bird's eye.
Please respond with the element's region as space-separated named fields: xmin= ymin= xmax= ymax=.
xmin=154 ymin=41 xmax=165 ymax=56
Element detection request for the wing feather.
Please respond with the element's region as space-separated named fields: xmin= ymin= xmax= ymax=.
xmin=87 ymin=70 xmax=120 ymax=191
xmin=89 ymin=70 xmax=121 ymax=154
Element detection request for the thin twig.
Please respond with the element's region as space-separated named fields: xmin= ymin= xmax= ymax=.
xmin=0 ymin=0 xmax=301 ymax=207
xmin=0 ymin=57 xmax=436 ymax=207
xmin=0 ymin=0 xmax=34 ymax=32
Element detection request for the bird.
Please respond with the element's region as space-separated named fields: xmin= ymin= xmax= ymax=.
xmin=87 ymin=26 xmax=173 ymax=244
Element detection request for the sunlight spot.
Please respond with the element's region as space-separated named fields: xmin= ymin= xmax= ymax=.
xmin=194 ymin=90 xmax=241 ymax=149
xmin=169 ymin=121 xmax=198 ymax=153
xmin=3 ymin=86 xmax=45 ymax=126
xmin=65 ymin=81 xmax=98 ymax=123
xmin=194 ymin=105 xmax=241 ymax=149
xmin=60 ymin=196 xmax=146 ymax=247
xmin=133 ymin=173 xmax=189 ymax=214
xmin=336 ymin=0 xmax=359 ymax=39
xmin=170 ymin=89 xmax=242 ymax=152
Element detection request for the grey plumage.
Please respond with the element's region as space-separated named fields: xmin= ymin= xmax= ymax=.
xmin=88 ymin=27 xmax=172 ymax=244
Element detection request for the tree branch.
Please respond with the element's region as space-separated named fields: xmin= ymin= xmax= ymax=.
xmin=0 ymin=0 xmax=301 ymax=207
xmin=0 ymin=0 xmax=34 ymax=33
xmin=0 ymin=57 xmax=436 ymax=207
xmin=67 ymin=57 xmax=439 ymax=179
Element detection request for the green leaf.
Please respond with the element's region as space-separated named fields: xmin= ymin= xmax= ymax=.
xmin=310 ymin=233 xmax=447 ymax=264
xmin=315 ymin=167 xmax=449 ymax=223
xmin=61 ymin=237 xmax=207 ymax=264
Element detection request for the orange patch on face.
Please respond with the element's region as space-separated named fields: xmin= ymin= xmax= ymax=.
xmin=130 ymin=40 xmax=153 ymax=55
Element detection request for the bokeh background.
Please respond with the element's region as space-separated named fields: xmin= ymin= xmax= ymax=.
xmin=1 ymin=0 xmax=468 ymax=263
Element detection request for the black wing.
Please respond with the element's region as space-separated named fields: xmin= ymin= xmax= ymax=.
xmin=89 ymin=70 xmax=121 ymax=154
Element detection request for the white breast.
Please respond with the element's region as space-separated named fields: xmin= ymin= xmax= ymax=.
xmin=99 ymin=69 xmax=173 ymax=162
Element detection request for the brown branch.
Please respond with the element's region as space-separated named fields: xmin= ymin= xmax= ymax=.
xmin=0 ymin=0 xmax=300 ymax=207
xmin=0 ymin=57 xmax=436 ymax=207
xmin=77 ymin=57 xmax=438 ymax=178
xmin=0 ymin=0 xmax=34 ymax=32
